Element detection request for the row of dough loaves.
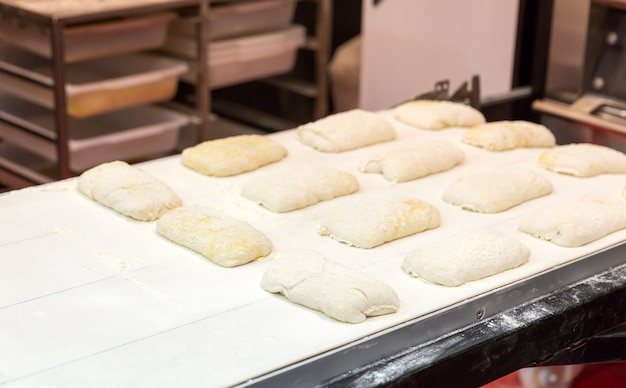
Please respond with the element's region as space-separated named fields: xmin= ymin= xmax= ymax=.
xmin=74 ymin=100 xmax=626 ymax=324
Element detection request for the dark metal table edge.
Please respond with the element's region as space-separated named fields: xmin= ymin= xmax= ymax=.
xmin=243 ymin=241 xmax=626 ymax=388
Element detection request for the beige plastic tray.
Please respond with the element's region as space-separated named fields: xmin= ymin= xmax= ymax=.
xmin=163 ymin=25 xmax=305 ymax=88
xmin=0 ymin=12 xmax=175 ymax=63
xmin=170 ymin=0 xmax=297 ymax=40
xmin=0 ymin=94 xmax=188 ymax=172
xmin=0 ymin=45 xmax=188 ymax=118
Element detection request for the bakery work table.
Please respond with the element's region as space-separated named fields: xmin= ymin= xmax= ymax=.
xmin=2 ymin=115 xmax=626 ymax=386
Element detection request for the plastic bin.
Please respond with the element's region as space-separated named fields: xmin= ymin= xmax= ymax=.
xmin=162 ymin=25 xmax=305 ymax=88
xmin=170 ymin=0 xmax=297 ymax=40
xmin=0 ymin=45 xmax=188 ymax=118
xmin=0 ymin=12 xmax=176 ymax=63
xmin=0 ymin=94 xmax=188 ymax=172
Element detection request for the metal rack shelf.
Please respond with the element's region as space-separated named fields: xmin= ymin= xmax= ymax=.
xmin=0 ymin=0 xmax=211 ymax=188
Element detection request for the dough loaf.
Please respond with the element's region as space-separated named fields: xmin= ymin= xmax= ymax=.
xmin=462 ymin=120 xmax=556 ymax=151
xmin=393 ymin=100 xmax=486 ymax=130
xmin=537 ymin=143 xmax=626 ymax=177
xmin=402 ymin=229 xmax=530 ymax=286
xmin=77 ymin=160 xmax=182 ymax=221
xmin=181 ymin=134 xmax=287 ymax=177
xmin=359 ymin=139 xmax=464 ymax=182
xmin=442 ymin=169 xmax=553 ymax=213
xmin=157 ymin=205 xmax=272 ymax=267
xmin=262 ymin=253 xmax=399 ymax=323
xmin=295 ymin=109 xmax=396 ymax=152
xmin=519 ymin=195 xmax=626 ymax=247
xmin=241 ymin=166 xmax=359 ymax=212
xmin=319 ymin=198 xmax=440 ymax=248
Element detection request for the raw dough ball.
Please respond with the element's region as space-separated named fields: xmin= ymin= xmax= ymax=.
xmin=319 ymin=198 xmax=440 ymax=248
xmin=393 ymin=100 xmax=485 ymax=130
xmin=519 ymin=195 xmax=626 ymax=247
xmin=241 ymin=166 xmax=359 ymax=212
xmin=442 ymin=169 xmax=553 ymax=213
xmin=462 ymin=120 xmax=556 ymax=151
xmin=296 ymin=109 xmax=396 ymax=152
xmin=181 ymin=134 xmax=287 ymax=177
xmin=402 ymin=229 xmax=530 ymax=286
xmin=262 ymin=253 xmax=399 ymax=323
xmin=537 ymin=143 xmax=626 ymax=177
xmin=157 ymin=205 xmax=272 ymax=267
xmin=77 ymin=160 xmax=182 ymax=221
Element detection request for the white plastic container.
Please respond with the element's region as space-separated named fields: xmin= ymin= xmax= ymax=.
xmin=0 ymin=94 xmax=188 ymax=172
xmin=163 ymin=25 xmax=305 ymax=88
xmin=0 ymin=12 xmax=175 ymax=63
xmin=0 ymin=45 xmax=188 ymax=118
xmin=170 ymin=0 xmax=297 ymax=40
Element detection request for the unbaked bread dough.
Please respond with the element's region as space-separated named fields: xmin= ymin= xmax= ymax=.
xmin=402 ymin=229 xmax=530 ymax=287
xmin=359 ymin=139 xmax=464 ymax=182
xmin=319 ymin=198 xmax=440 ymax=248
xmin=442 ymin=169 xmax=553 ymax=213
xmin=518 ymin=195 xmax=626 ymax=247
xmin=462 ymin=120 xmax=556 ymax=151
xmin=393 ymin=100 xmax=486 ymax=130
xmin=181 ymin=134 xmax=287 ymax=177
xmin=157 ymin=205 xmax=272 ymax=267
xmin=262 ymin=253 xmax=399 ymax=323
xmin=77 ymin=160 xmax=182 ymax=221
xmin=295 ymin=109 xmax=396 ymax=152
xmin=241 ymin=166 xmax=359 ymax=212
xmin=537 ymin=143 xmax=626 ymax=177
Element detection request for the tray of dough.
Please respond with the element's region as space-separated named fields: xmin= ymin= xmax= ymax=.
xmin=0 ymin=44 xmax=188 ymax=118
xmin=1 ymin=111 xmax=626 ymax=387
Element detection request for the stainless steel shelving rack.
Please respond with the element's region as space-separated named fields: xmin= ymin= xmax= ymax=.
xmin=0 ymin=0 xmax=211 ymax=189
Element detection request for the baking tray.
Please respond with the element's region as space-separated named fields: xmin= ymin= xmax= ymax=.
xmin=162 ymin=25 xmax=305 ymax=88
xmin=0 ymin=45 xmax=188 ymax=117
xmin=1 ymin=113 xmax=626 ymax=386
xmin=0 ymin=12 xmax=175 ymax=63
xmin=170 ymin=0 xmax=298 ymax=40
xmin=0 ymin=94 xmax=188 ymax=172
